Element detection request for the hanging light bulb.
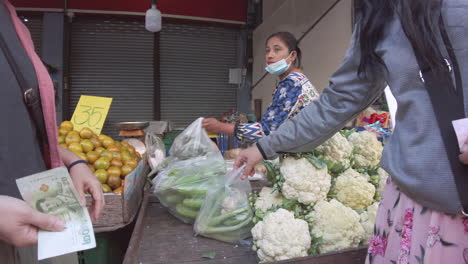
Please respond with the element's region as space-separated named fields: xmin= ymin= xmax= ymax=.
xmin=145 ymin=0 xmax=162 ymax=32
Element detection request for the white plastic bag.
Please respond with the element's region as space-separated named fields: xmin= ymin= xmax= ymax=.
xmin=169 ymin=117 xmax=219 ymax=160
xmin=152 ymin=152 xmax=226 ymax=224
xmin=194 ymin=166 xmax=254 ymax=243
xmin=145 ymin=132 xmax=166 ymax=170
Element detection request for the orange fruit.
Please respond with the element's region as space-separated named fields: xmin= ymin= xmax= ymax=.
xmin=65 ymin=132 xmax=81 ymax=145
xmin=121 ymin=151 xmax=132 ymax=162
xmin=127 ymin=145 xmax=136 ymax=155
xmin=112 ymin=186 xmax=123 ymax=195
xmin=102 ymin=184 xmax=112 ymax=193
xmin=58 ymin=128 xmax=69 ymax=137
xmin=60 ymin=143 xmax=68 ymax=148
xmin=111 ymin=151 xmax=122 ymax=161
xmin=100 ymin=150 xmax=113 ymax=160
xmin=68 ymin=142 xmax=83 ymax=153
xmin=79 ymin=127 xmax=94 ymax=139
xmin=86 ymin=151 xmax=100 ymax=164
xmin=107 ymin=166 xmax=122 ymax=178
xmin=110 ymin=159 xmax=123 ymax=168
xmin=98 ymin=134 xmax=108 ymax=142
xmin=121 ymin=165 xmax=133 ymax=177
xmin=94 ymin=158 xmax=110 ymax=170
xmin=107 ymin=144 xmax=121 ymax=152
xmin=102 ymin=137 xmax=115 ymax=148
xmin=107 ymin=175 xmax=121 ymax=189
xmin=121 ymin=141 xmax=130 ymax=148
xmin=60 ymin=121 xmax=74 ymax=131
xmin=80 ymin=139 xmax=95 ymax=153
xmin=90 ymin=136 xmax=102 ymax=148
xmin=135 ymin=152 xmax=142 ymax=160
xmin=95 ymin=147 xmax=105 ymax=155
xmin=95 ymin=169 xmax=108 ymax=184
xmin=125 ymin=159 xmax=138 ymax=169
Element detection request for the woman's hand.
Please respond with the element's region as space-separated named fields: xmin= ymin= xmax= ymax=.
xmin=234 ymin=145 xmax=264 ymax=179
xmin=59 ymin=147 xmax=105 ymax=222
xmin=0 ymin=196 xmax=64 ymax=246
xmin=459 ymin=137 xmax=468 ymax=164
xmin=202 ymin=118 xmax=235 ymax=135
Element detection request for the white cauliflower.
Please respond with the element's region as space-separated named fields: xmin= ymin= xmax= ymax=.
xmin=254 ymin=187 xmax=285 ymax=213
xmin=252 ymin=209 xmax=311 ymax=263
xmin=348 ymin=131 xmax=383 ymax=167
xmin=307 ymin=199 xmax=364 ymax=254
xmin=375 ymin=168 xmax=389 ymax=200
xmin=316 ymin=132 xmax=353 ymax=167
xmin=360 ymin=202 xmax=379 ymax=244
xmin=280 ymin=157 xmax=331 ymax=205
xmin=332 ymin=168 xmax=375 ymax=210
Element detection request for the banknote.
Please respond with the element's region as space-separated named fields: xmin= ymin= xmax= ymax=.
xmin=16 ymin=167 xmax=96 ymax=260
xmin=452 ymin=117 xmax=468 ymax=149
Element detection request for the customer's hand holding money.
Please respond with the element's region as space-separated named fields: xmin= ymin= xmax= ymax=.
xmin=0 ymin=195 xmax=64 ymax=247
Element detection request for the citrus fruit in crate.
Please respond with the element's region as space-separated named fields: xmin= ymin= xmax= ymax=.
xmin=57 ymin=121 xmax=141 ymax=194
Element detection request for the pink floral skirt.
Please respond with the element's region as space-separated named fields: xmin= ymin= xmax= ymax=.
xmin=365 ymin=177 xmax=468 ymax=264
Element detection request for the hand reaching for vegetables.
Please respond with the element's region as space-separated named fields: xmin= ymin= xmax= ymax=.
xmin=234 ymin=145 xmax=264 ymax=179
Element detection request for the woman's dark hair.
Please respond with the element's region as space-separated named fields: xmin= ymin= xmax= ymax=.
xmin=356 ymin=0 xmax=445 ymax=79
xmin=266 ymin=32 xmax=302 ymax=68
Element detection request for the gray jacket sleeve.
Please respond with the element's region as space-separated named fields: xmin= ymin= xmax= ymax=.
xmin=257 ymin=31 xmax=387 ymax=159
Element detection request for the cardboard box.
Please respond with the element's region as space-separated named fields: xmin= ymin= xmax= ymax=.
xmin=86 ymin=161 xmax=149 ymax=232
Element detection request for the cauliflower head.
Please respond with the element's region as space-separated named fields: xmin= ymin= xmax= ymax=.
xmin=280 ymin=157 xmax=331 ymax=205
xmin=375 ymin=168 xmax=389 ymax=200
xmin=316 ymin=132 xmax=353 ymax=167
xmin=348 ymin=131 xmax=383 ymax=167
xmin=307 ymin=199 xmax=364 ymax=254
xmin=332 ymin=168 xmax=375 ymax=210
xmin=360 ymin=202 xmax=379 ymax=244
xmin=252 ymin=209 xmax=311 ymax=263
xmin=254 ymin=187 xmax=285 ymax=213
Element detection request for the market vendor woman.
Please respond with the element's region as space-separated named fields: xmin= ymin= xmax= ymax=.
xmin=203 ymin=32 xmax=319 ymax=143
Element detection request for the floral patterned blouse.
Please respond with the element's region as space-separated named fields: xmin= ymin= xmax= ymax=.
xmin=235 ymin=72 xmax=319 ymax=143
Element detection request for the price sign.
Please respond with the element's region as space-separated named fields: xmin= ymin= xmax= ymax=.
xmin=71 ymin=95 xmax=113 ymax=135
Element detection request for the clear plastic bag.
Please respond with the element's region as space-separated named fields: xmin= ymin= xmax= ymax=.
xmin=145 ymin=132 xmax=166 ymax=170
xmin=169 ymin=117 xmax=219 ymax=160
xmin=194 ymin=165 xmax=254 ymax=244
xmin=152 ymin=152 xmax=226 ymax=224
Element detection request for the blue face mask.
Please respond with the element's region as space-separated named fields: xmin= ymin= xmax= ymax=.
xmin=265 ymin=53 xmax=292 ymax=75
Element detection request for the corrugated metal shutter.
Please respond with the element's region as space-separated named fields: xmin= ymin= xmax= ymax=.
xmin=69 ymin=18 xmax=154 ymax=138
xmin=160 ymin=23 xmax=239 ymax=128
xmin=21 ymin=15 xmax=43 ymax=55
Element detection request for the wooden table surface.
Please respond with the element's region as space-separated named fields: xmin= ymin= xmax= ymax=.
xmin=124 ymin=193 xmax=367 ymax=264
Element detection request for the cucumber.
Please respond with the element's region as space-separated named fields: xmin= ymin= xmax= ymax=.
xmin=182 ymin=198 xmax=204 ymax=209
xmin=176 ymin=186 xmax=208 ymax=196
xmin=165 ymin=194 xmax=184 ymax=204
xmin=175 ymin=204 xmax=199 ymax=220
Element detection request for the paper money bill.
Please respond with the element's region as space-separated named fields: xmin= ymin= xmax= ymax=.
xmin=16 ymin=167 xmax=96 ymax=260
xmin=452 ymin=117 xmax=468 ymax=149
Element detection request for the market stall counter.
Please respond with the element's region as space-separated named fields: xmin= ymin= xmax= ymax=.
xmin=123 ymin=192 xmax=367 ymax=264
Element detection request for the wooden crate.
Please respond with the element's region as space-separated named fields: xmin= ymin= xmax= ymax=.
xmin=124 ymin=193 xmax=368 ymax=264
xmin=86 ymin=160 xmax=149 ymax=232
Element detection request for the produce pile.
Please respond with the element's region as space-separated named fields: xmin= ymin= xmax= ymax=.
xmin=152 ymin=118 xmax=228 ymax=223
xmin=194 ymin=166 xmax=254 ymax=243
xmin=153 ymin=153 xmax=226 ymax=223
xmin=250 ymin=130 xmax=387 ymax=263
xmin=57 ymin=121 xmax=141 ymax=194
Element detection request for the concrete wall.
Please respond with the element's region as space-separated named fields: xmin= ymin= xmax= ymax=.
xmin=252 ymin=0 xmax=352 ymax=114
